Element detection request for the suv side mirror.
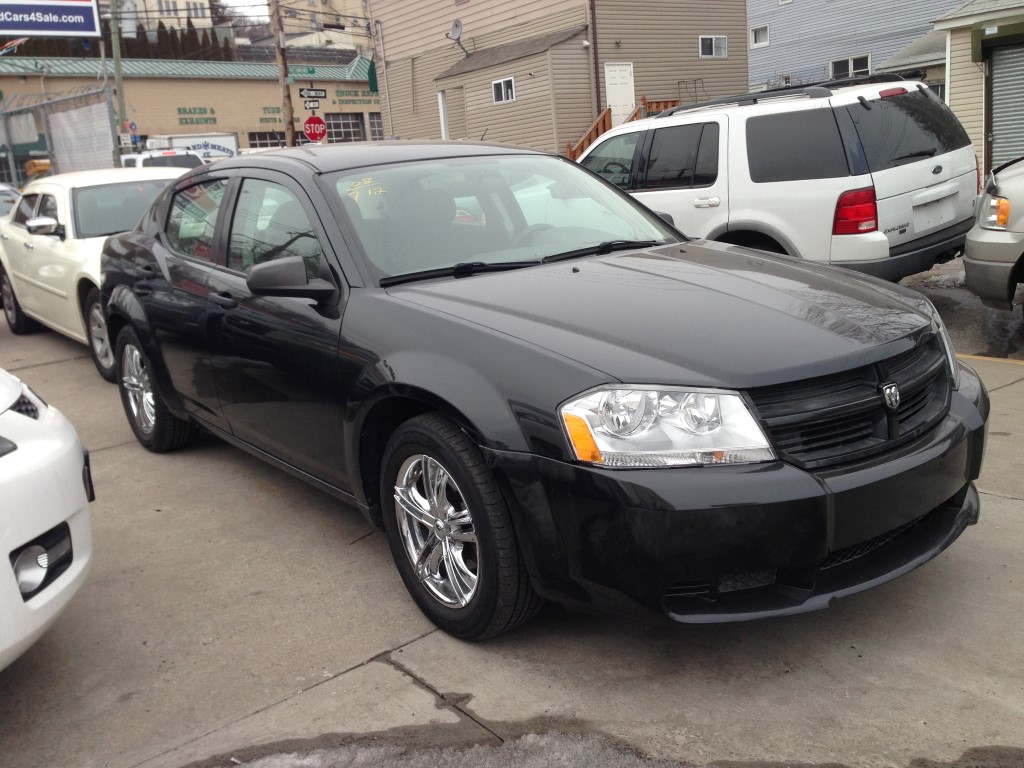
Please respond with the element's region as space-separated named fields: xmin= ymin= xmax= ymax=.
xmin=246 ymin=255 xmax=336 ymax=301
xmin=26 ymin=216 xmax=61 ymax=237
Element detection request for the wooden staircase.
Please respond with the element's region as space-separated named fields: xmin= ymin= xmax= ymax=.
xmin=565 ymin=96 xmax=682 ymax=160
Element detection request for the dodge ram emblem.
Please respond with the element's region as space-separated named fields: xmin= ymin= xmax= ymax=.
xmin=881 ymin=382 xmax=901 ymax=410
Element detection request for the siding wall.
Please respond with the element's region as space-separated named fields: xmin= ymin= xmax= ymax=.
xmin=595 ymin=0 xmax=748 ymax=103
xmin=747 ymin=0 xmax=963 ymax=89
xmin=947 ymin=27 xmax=985 ymax=160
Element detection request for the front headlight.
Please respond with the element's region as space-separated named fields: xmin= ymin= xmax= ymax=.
xmin=979 ymin=192 xmax=1011 ymax=230
xmin=920 ymin=298 xmax=960 ymax=390
xmin=560 ymin=386 xmax=775 ymax=468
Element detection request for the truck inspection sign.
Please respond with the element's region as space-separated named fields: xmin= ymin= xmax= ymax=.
xmin=0 ymin=0 xmax=100 ymax=36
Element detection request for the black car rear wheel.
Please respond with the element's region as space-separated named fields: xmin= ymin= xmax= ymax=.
xmin=83 ymin=287 xmax=116 ymax=382
xmin=116 ymin=326 xmax=197 ymax=452
xmin=1 ymin=264 xmax=39 ymax=335
xmin=380 ymin=413 xmax=542 ymax=639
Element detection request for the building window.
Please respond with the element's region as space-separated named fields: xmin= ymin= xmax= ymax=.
xmin=830 ymin=55 xmax=870 ymax=79
xmin=248 ymin=132 xmax=286 ymax=148
xmin=699 ymin=36 xmax=728 ymax=59
xmin=172 ymin=1 xmax=179 ymax=16
xmin=310 ymin=12 xmax=317 ymax=29
xmin=369 ymin=112 xmax=383 ymax=140
xmin=750 ymin=25 xmax=769 ymax=48
xmin=325 ymin=113 xmax=366 ymax=142
xmin=492 ymin=77 xmax=515 ymax=104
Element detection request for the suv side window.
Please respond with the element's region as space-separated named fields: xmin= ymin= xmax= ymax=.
xmin=643 ymin=123 xmax=720 ymax=189
xmin=165 ymin=179 xmax=228 ymax=262
xmin=228 ymin=179 xmax=322 ymax=277
xmin=38 ymin=194 xmax=59 ymax=221
xmin=580 ymin=132 xmax=640 ymax=189
xmin=13 ymin=194 xmax=38 ymax=225
xmin=746 ymin=110 xmax=850 ymax=182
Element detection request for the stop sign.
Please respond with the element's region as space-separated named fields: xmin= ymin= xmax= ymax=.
xmin=303 ymin=115 xmax=327 ymax=142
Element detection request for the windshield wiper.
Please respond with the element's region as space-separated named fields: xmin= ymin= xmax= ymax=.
xmin=541 ymin=240 xmax=662 ymax=263
xmin=891 ymin=148 xmax=937 ymax=163
xmin=379 ymin=260 xmax=541 ymax=287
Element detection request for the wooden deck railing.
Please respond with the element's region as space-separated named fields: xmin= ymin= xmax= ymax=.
xmin=564 ymin=97 xmax=684 ymax=159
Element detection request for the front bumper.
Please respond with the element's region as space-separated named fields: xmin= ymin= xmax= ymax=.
xmin=485 ymin=363 xmax=988 ymax=622
xmin=963 ymin=226 xmax=1024 ymax=310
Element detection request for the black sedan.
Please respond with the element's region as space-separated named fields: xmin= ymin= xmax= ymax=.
xmin=100 ymin=142 xmax=988 ymax=639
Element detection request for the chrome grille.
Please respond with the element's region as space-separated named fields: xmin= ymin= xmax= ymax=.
xmin=749 ymin=336 xmax=951 ymax=469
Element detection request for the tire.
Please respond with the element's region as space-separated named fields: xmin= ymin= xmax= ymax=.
xmin=380 ymin=413 xmax=542 ymax=639
xmin=1 ymin=264 xmax=40 ymax=335
xmin=83 ymin=286 xmax=117 ymax=382
xmin=115 ymin=325 xmax=197 ymax=452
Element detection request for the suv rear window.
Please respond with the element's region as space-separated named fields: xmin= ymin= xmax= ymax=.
xmin=746 ymin=110 xmax=850 ymax=182
xmin=845 ymin=89 xmax=970 ymax=173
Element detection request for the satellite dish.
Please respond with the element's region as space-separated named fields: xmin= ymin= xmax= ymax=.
xmin=450 ymin=19 xmax=463 ymax=41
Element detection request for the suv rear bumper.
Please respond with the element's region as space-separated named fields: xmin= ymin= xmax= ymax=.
xmin=838 ymin=217 xmax=973 ymax=282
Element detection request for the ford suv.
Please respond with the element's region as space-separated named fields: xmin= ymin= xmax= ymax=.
xmin=577 ymin=80 xmax=978 ymax=281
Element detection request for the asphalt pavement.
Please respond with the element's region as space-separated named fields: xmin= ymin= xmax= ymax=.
xmin=1 ymin=257 xmax=1023 ymax=768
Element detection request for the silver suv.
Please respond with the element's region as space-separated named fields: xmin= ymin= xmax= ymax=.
xmin=577 ymin=80 xmax=978 ymax=281
xmin=963 ymin=156 xmax=1024 ymax=313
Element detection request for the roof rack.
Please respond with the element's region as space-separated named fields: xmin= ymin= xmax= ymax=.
xmin=655 ymin=74 xmax=907 ymax=118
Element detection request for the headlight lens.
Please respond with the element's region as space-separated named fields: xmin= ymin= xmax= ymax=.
xmin=561 ymin=387 xmax=775 ymax=468
xmin=979 ymin=193 xmax=1011 ymax=230
xmin=918 ymin=298 xmax=960 ymax=390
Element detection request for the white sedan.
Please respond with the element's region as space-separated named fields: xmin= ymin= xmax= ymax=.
xmin=0 ymin=367 xmax=93 ymax=673
xmin=0 ymin=167 xmax=185 ymax=380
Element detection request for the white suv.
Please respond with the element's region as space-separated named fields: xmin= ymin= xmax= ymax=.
xmin=577 ymin=80 xmax=978 ymax=281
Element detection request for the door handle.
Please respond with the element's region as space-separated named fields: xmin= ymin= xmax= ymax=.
xmin=210 ymin=291 xmax=238 ymax=309
xmin=693 ymin=197 xmax=721 ymax=208
xmin=22 ymin=241 xmax=34 ymax=250
xmin=0 ymin=233 xmax=8 ymax=240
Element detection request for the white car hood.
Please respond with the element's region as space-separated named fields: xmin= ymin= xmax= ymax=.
xmin=0 ymin=368 xmax=25 ymax=412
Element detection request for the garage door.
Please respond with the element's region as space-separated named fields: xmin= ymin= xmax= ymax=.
xmin=990 ymin=44 xmax=1024 ymax=168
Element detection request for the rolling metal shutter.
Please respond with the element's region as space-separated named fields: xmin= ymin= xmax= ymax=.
xmin=990 ymin=45 xmax=1024 ymax=168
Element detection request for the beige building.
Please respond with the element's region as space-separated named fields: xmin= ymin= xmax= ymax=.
xmin=934 ymin=0 xmax=1024 ymax=173
xmin=0 ymin=56 xmax=382 ymax=152
xmin=366 ymin=0 xmax=748 ymax=154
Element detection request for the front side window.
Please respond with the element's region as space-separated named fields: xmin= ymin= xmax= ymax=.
xmin=228 ymin=179 xmax=321 ymax=276
xmin=492 ymin=77 xmax=515 ymax=104
xmin=750 ymin=25 xmax=769 ymax=48
xmin=13 ymin=194 xmax=38 ymax=225
xmin=747 ymin=109 xmax=850 ymax=182
xmin=579 ymin=132 xmax=641 ymax=189
xmin=831 ymin=55 xmax=870 ymax=79
xmin=165 ymin=179 xmax=228 ymax=261
xmin=643 ymin=123 xmax=719 ymax=190
xmin=38 ymin=194 xmax=59 ymax=221
xmin=699 ymin=36 xmax=727 ymax=59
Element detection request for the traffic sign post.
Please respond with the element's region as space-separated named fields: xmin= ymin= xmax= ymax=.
xmin=303 ymin=115 xmax=327 ymax=142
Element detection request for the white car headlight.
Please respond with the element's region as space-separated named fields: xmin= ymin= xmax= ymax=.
xmin=560 ymin=386 xmax=775 ymax=468
xmin=979 ymin=192 xmax=1010 ymax=231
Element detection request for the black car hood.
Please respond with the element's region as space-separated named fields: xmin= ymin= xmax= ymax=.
xmin=387 ymin=241 xmax=933 ymax=388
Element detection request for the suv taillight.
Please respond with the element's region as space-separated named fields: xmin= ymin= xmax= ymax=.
xmin=833 ymin=188 xmax=877 ymax=235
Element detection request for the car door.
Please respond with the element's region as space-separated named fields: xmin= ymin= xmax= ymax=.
xmin=144 ymin=176 xmax=232 ymax=433
xmin=204 ymin=171 xmax=348 ymax=490
xmin=21 ymin=186 xmax=83 ymax=337
xmin=631 ymin=117 xmax=729 ymax=239
xmin=1 ymin=193 xmax=42 ymax=316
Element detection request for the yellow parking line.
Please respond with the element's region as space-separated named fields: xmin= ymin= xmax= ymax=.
xmin=958 ymin=353 xmax=1024 ymax=366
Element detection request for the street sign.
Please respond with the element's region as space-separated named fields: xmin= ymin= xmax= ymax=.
xmin=119 ymin=133 xmax=132 ymax=148
xmin=304 ymin=99 xmax=320 ymax=111
xmin=292 ymin=66 xmax=316 ymax=76
xmin=299 ymin=88 xmax=327 ymax=99
xmin=303 ymin=115 xmax=327 ymax=142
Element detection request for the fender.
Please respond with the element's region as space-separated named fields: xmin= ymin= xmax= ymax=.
xmin=718 ymin=220 xmax=798 ymax=256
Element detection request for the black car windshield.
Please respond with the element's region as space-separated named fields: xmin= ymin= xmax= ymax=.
xmin=329 ymin=154 xmax=679 ymax=282
xmin=73 ymin=180 xmax=175 ymax=239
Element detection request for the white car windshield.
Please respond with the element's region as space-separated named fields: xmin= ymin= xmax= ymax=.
xmin=329 ymin=154 xmax=678 ymax=282
xmin=73 ymin=180 xmax=174 ymax=239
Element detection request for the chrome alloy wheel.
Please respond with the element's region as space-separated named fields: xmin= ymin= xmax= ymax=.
xmin=1 ymin=273 xmax=15 ymax=326
xmin=393 ymin=454 xmax=479 ymax=607
xmin=121 ymin=343 xmax=156 ymax=435
xmin=88 ymin=303 xmax=114 ymax=369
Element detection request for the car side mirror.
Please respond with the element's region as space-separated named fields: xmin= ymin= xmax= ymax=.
xmin=246 ymin=255 xmax=336 ymax=301
xmin=26 ymin=216 xmax=61 ymax=237
xmin=655 ymin=211 xmax=675 ymax=226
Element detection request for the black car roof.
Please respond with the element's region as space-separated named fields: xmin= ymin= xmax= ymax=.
xmin=212 ymin=140 xmax=548 ymax=175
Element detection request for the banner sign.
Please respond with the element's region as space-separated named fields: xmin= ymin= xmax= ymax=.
xmin=0 ymin=0 xmax=101 ymax=37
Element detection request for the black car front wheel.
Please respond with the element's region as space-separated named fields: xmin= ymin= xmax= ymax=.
xmin=116 ymin=326 xmax=197 ymax=452
xmin=1 ymin=264 xmax=39 ymax=335
xmin=380 ymin=413 xmax=542 ymax=639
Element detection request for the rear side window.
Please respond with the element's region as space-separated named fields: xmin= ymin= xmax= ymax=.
xmin=746 ymin=110 xmax=850 ymax=182
xmin=580 ymin=132 xmax=640 ymax=189
xmin=643 ymin=122 xmax=720 ymax=189
xmin=845 ymin=90 xmax=971 ymax=173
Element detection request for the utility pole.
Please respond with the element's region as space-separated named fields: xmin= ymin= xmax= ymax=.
xmin=110 ymin=0 xmax=126 ymax=130
xmin=268 ymin=0 xmax=296 ymax=146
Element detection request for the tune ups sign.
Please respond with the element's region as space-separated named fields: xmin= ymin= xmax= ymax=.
xmin=0 ymin=0 xmax=101 ymax=37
